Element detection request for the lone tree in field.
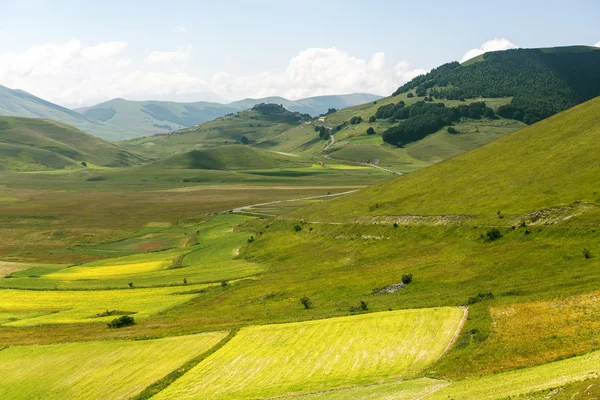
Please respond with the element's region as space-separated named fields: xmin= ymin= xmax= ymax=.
xmin=300 ymin=295 xmax=312 ymax=309
xmin=366 ymin=127 xmax=376 ymax=135
xmin=240 ymin=136 xmax=249 ymax=145
xmin=401 ymin=273 xmax=413 ymax=285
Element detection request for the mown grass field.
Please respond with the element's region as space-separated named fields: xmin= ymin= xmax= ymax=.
xmin=0 ymin=285 xmax=204 ymax=326
xmin=0 ymin=332 xmax=227 ymax=400
xmin=154 ymin=308 xmax=465 ymax=399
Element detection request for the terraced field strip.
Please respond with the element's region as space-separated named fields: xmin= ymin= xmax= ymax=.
xmin=0 ymin=285 xmax=205 ymax=326
xmin=281 ymin=378 xmax=449 ymax=399
xmin=0 ymin=332 xmax=228 ymax=400
xmin=154 ymin=307 xmax=465 ymax=399
xmin=423 ymin=349 xmax=600 ymax=399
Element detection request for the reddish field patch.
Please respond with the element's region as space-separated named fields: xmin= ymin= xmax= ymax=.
xmin=136 ymin=241 xmax=167 ymax=251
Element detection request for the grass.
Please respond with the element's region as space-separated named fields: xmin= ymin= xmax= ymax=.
xmin=0 ymin=116 xmax=147 ymax=171
xmin=1 ymin=214 xmax=265 ymax=289
xmin=291 ymin=378 xmax=448 ymax=400
xmin=0 ymin=332 xmax=227 ymax=400
xmin=424 ymin=349 xmax=600 ymax=399
xmin=295 ymin=97 xmax=600 ymax=221
xmin=0 ymin=285 xmax=205 ymax=326
xmin=154 ymin=308 xmax=465 ymax=399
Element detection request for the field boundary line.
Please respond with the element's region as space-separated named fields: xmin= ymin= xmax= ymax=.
xmin=132 ymin=328 xmax=239 ymax=400
xmin=436 ymin=306 xmax=468 ymax=365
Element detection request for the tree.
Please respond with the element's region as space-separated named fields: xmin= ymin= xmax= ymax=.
xmin=401 ymin=273 xmax=413 ymax=284
xmin=368 ymin=116 xmax=376 ymax=123
xmin=447 ymin=126 xmax=458 ymax=134
xmin=240 ymin=136 xmax=249 ymax=144
xmin=485 ymin=228 xmax=503 ymax=241
xmin=294 ymin=225 xmax=302 ymax=232
xmin=350 ymin=116 xmax=363 ymax=125
xmin=300 ymin=295 xmax=312 ymax=309
xmin=407 ymin=92 xmax=414 ymax=98
xmin=80 ymin=161 xmax=87 ymax=167
xmin=366 ymin=127 xmax=376 ymax=135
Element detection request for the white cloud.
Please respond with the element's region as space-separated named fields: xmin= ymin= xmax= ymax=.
xmin=460 ymin=38 xmax=518 ymax=63
xmin=0 ymin=43 xmax=425 ymax=107
xmin=595 ymin=41 xmax=600 ymax=48
xmin=145 ymin=45 xmax=192 ymax=65
xmin=0 ymin=41 xmax=209 ymax=107
xmin=210 ymin=48 xmax=426 ymax=100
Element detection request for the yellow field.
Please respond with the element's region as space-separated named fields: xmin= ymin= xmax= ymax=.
xmin=154 ymin=307 xmax=465 ymax=399
xmin=47 ymin=260 xmax=168 ymax=279
xmin=0 ymin=286 xmax=204 ymax=326
xmin=0 ymin=332 xmax=227 ymax=400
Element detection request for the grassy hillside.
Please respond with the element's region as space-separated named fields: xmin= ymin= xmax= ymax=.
xmin=0 ymin=117 xmax=148 ymax=171
xmin=77 ymin=94 xmax=381 ymax=140
xmin=119 ymin=104 xmax=312 ymax=157
xmin=296 ymin=96 xmax=600 ymax=221
xmin=155 ymin=145 xmax=310 ymax=170
xmin=77 ymin=98 xmax=240 ymax=140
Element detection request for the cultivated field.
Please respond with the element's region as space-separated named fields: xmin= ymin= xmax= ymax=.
xmin=0 ymin=332 xmax=227 ymax=399
xmin=154 ymin=308 xmax=465 ymax=399
xmin=0 ymin=285 xmax=204 ymax=326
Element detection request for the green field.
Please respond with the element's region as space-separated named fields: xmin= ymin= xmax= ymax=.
xmin=0 ymin=285 xmax=204 ymax=326
xmin=154 ymin=308 xmax=465 ymax=399
xmin=0 ymin=332 xmax=227 ymax=399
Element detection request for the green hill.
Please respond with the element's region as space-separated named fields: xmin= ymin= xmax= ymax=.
xmin=154 ymin=145 xmax=310 ymax=170
xmin=120 ymin=103 xmax=312 ymax=157
xmin=0 ymin=117 xmax=148 ymax=171
xmin=76 ymin=98 xmax=240 ymax=140
xmin=294 ymin=96 xmax=600 ymax=222
xmin=78 ymin=94 xmax=381 ymax=140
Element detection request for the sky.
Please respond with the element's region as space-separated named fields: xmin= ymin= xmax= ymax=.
xmin=0 ymin=0 xmax=598 ymax=108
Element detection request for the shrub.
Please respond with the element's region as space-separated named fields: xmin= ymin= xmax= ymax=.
xmin=583 ymin=248 xmax=592 ymax=259
xmin=407 ymin=92 xmax=414 ymax=98
xmin=366 ymin=127 xmax=376 ymax=135
xmin=80 ymin=161 xmax=87 ymax=167
xmin=350 ymin=116 xmax=363 ymax=125
xmin=294 ymin=225 xmax=302 ymax=232
xmin=300 ymin=295 xmax=312 ymax=309
xmin=401 ymin=273 xmax=413 ymax=285
xmin=393 ymin=223 xmax=399 ymax=228
xmin=247 ymin=236 xmax=254 ymax=243
xmin=467 ymin=292 xmax=495 ymax=305
xmin=221 ymin=280 xmax=228 ymax=287
xmin=447 ymin=126 xmax=458 ymax=134
xmin=350 ymin=301 xmax=368 ymax=313
xmin=485 ymin=228 xmax=503 ymax=241
xmin=368 ymin=116 xmax=376 ymax=123
xmin=107 ymin=315 xmax=135 ymax=329
xmin=128 ymin=282 xmax=134 ymax=288
xmin=240 ymin=136 xmax=249 ymax=144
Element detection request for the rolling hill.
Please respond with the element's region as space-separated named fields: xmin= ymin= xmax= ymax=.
xmin=77 ymin=93 xmax=382 ymax=140
xmin=119 ymin=103 xmax=313 ymax=157
xmin=293 ymin=95 xmax=600 ymax=222
xmin=0 ymin=117 xmax=148 ymax=171
xmin=153 ymin=145 xmax=310 ymax=171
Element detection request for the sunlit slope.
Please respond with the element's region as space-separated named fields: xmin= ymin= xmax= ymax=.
xmin=0 ymin=117 xmax=147 ymax=170
xmin=295 ymin=97 xmax=600 ymax=221
xmin=154 ymin=308 xmax=465 ymax=399
xmin=0 ymin=332 xmax=227 ymax=400
xmin=154 ymin=145 xmax=310 ymax=170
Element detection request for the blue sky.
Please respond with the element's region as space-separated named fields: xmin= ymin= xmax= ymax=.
xmin=1 ymin=0 xmax=598 ymax=106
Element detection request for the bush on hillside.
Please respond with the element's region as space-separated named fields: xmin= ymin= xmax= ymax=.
xmin=368 ymin=116 xmax=376 ymax=123
xmin=447 ymin=126 xmax=458 ymax=134
xmin=401 ymin=273 xmax=413 ymax=285
xmin=366 ymin=127 xmax=376 ymax=135
xmin=300 ymin=295 xmax=312 ymax=309
xmin=485 ymin=228 xmax=503 ymax=241
xmin=107 ymin=315 xmax=135 ymax=329
xmin=467 ymin=292 xmax=495 ymax=305
xmin=294 ymin=225 xmax=302 ymax=232
xmin=350 ymin=116 xmax=362 ymax=125
xmin=407 ymin=92 xmax=414 ymax=98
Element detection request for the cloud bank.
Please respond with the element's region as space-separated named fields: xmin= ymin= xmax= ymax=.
xmin=0 ymin=41 xmax=429 ymax=107
xmin=460 ymin=38 xmax=518 ymax=63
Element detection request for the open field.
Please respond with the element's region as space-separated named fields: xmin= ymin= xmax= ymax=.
xmin=154 ymin=308 xmax=465 ymax=399
xmin=0 ymin=332 xmax=227 ymax=400
xmin=1 ymin=215 xmax=264 ymax=289
xmin=0 ymin=285 xmax=204 ymax=326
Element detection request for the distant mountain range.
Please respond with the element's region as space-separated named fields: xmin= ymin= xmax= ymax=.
xmin=0 ymin=83 xmax=381 ymax=141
